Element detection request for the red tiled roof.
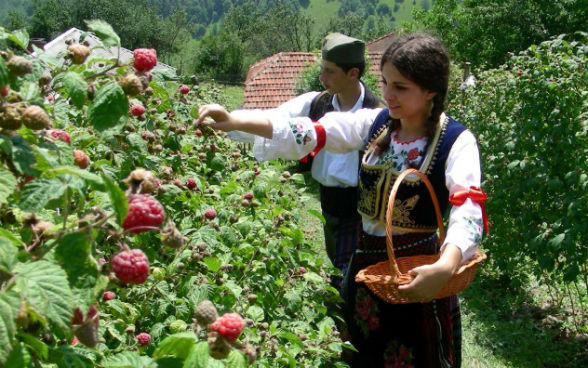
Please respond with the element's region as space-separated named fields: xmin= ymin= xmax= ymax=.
xmin=366 ymin=33 xmax=397 ymax=53
xmin=368 ymin=51 xmax=385 ymax=93
xmin=242 ymin=52 xmax=318 ymax=109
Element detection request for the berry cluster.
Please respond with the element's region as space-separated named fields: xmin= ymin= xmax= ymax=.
xmin=122 ymin=194 xmax=165 ymax=233
xmin=133 ymin=48 xmax=157 ymax=72
xmin=209 ymin=313 xmax=245 ymax=342
xmin=111 ymin=249 xmax=150 ymax=284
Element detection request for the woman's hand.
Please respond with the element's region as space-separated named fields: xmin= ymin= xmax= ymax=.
xmin=196 ymin=104 xmax=237 ymax=132
xmin=397 ymin=243 xmax=462 ymax=303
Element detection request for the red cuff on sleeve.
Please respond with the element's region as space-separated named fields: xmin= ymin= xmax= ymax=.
xmin=449 ymin=186 xmax=490 ymax=234
xmin=299 ymin=122 xmax=326 ymax=164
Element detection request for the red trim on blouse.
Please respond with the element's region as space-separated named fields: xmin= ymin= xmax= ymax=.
xmin=392 ymin=130 xmax=427 ymax=145
xmin=449 ymin=187 xmax=490 ymax=234
xmin=299 ymin=123 xmax=326 ymax=164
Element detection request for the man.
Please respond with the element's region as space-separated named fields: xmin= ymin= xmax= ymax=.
xmin=230 ymin=33 xmax=383 ymax=286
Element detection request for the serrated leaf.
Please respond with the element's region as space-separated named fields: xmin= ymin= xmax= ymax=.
xmin=101 ymin=173 xmax=127 ymax=226
xmin=54 ymin=232 xmax=98 ymax=287
xmin=88 ymin=82 xmax=128 ymax=131
xmin=19 ymin=178 xmax=65 ymax=212
xmin=49 ymin=166 xmax=104 ymax=190
xmin=202 ymin=257 xmax=221 ymax=272
xmin=0 ymin=292 xmax=20 ymax=364
xmin=0 ymin=236 xmax=18 ymax=272
xmin=183 ymin=341 xmax=208 ymax=368
xmin=226 ymin=350 xmax=247 ymax=368
xmin=13 ymin=261 xmax=73 ymax=336
xmin=246 ymin=305 xmax=265 ymax=322
xmin=20 ymin=82 xmax=42 ymax=105
xmin=101 ymin=351 xmax=156 ymax=368
xmin=0 ymin=230 xmax=24 ymax=247
xmin=208 ymin=154 xmax=226 ymax=171
xmin=547 ymin=233 xmax=565 ymax=248
xmin=85 ymin=20 xmax=120 ymax=47
xmin=290 ymin=173 xmax=305 ymax=185
xmin=152 ymin=332 xmax=196 ymax=360
xmin=11 ymin=135 xmax=39 ymax=176
xmin=62 ymin=72 xmax=88 ymax=108
xmin=0 ymin=167 xmax=17 ymax=204
xmin=307 ymin=209 xmax=325 ymax=224
xmin=7 ymin=29 xmax=29 ymax=50
xmin=0 ymin=58 xmax=9 ymax=86
xmin=18 ymin=331 xmax=48 ymax=360
xmin=4 ymin=341 xmax=31 ymax=367
xmin=53 ymin=345 xmax=95 ymax=367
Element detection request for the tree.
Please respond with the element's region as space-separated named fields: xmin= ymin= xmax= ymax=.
xmin=4 ymin=10 xmax=28 ymax=31
xmin=321 ymin=11 xmax=364 ymax=39
xmin=376 ymin=3 xmax=391 ymax=16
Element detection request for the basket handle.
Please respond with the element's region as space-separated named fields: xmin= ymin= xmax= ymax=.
xmin=385 ymin=168 xmax=445 ymax=282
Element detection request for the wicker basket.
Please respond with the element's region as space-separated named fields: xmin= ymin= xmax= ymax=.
xmin=355 ymin=168 xmax=486 ymax=304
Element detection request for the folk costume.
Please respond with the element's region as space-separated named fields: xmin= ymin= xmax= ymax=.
xmin=249 ymin=107 xmax=485 ymax=367
xmin=230 ymin=33 xmax=383 ymax=285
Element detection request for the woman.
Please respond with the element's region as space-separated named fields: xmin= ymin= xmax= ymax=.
xmin=198 ymin=33 xmax=487 ymax=367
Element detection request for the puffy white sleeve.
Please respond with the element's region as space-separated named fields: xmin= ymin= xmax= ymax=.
xmin=442 ymin=130 xmax=485 ymax=262
xmin=252 ymin=107 xmax=382 ymax=161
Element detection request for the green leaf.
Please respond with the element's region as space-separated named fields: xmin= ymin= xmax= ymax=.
xmin=101 ymin=351 xmax=156 ymax=368
xmin=547 ymin=233 xmax=565 ymax=249
xmin=49 ymin=166 xmax=105 ymax=190
xmin=7 ymin=29 xmax=29 ymax=50
xmin=0 ymin=58 xmax=9 ymax=86
xmin=19 ymin=178 xmax=65 ymax=212
xmin=246 ymin=305 xmax=265 ymax=322
xmin=208 ymin=154 xmax=226 ymax=171
xmin=307 ymin=209 xmax=325 ymax=225
xmin=85 ymin=20 xmax=120 ymax=47
xmin=202 ymin=257 xmax=221 ymax=272
xmin=0 ymin=236 xmax=18 ymax=272
xmin=290 ymin=173 xmax=305 ymax=185
xmin=88 ymin=82 xmax=128 ymax=131
xmin=54 ymin=232 xmax=97 ymax=286
xmin=18 ymin=331 xmax=48 ymax=360
xmin=0 ymin=292 xmax=20 ymax=365
xmin=11 ymin=135 xmax=39 ymax=176
xmin=13 ymin=261 xmax=73 ymax=335
xmin=20 ymin=81 xmax=42 ymax=105
xmin=4 ymin=342 xmax=31 ymax=368
xmin=183 ymin=341 xmax=208 ymax=368
xmin=101 ymin=173 xmax=128 ymax=226
xmin=62 ymin=72 xmax=88 ymax=108
xmin=152 ymin=332 xmax=197 ymax=360
xmin=0 ymin=230 xmax=24 ymax=247
xmin=226 ymin=350 xmax=247 ymax=368
xmin=0 ymin=167 xmax=17 ymax=204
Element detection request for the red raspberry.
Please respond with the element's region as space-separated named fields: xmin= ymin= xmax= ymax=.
xmin=73 ymin=149 xmax=91 ymax=169
xmin=195 ymin=129 xmax=202 ymax=137
xmin=136 ymin=332 xmax=151 ymax=346
xmin=299 ymin=266 xmax=307 ymax=274
xmin=210 ymin=144 xmax=217 ymax=151
xmin=130 ymin=104 xmax=146 ymax=117
xmin=49 ymin=129 xmax=71 ymax=144
xmin=102 ymin=291 xmax=116 ymax=300
xmin=209 ymin=313 xmax=245 ymax=342
xmin=47 ymin=95 xmax=54 ymax=102
xmin=243 ymin=192 xmax=253 ymax=200
xmin=111 ymin=249 xmax=150 ymax=284
xmin=204 ymin=208 xmax=217 ymax=220
xmin=1 ymin=85 xmax=9 ymax=97
xmin=133 ymin=48 xmax=157 ymax=72
xmin=186 ymin=178 xmax=196 ymax=189
xmin=179 ymin=84 xmax=190 ymax=95
xmin=122 ymin=194 xmax=165 ymax=233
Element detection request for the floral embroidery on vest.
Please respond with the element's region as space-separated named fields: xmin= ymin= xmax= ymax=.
xmin=383 ymin=340 xmax=414 ymax=368
xmin=354 ymin=287 xmax=380 ymax=337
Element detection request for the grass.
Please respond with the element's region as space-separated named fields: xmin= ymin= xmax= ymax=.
xmin=221 ymin=84 xmax=245 ymax=110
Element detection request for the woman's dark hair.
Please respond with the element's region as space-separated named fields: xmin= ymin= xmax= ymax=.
xmin=375 ymin=33 xmax=450 ymax=154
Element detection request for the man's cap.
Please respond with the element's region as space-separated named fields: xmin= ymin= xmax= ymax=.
xmin=322 ymin=33 xmax=365 ymax=64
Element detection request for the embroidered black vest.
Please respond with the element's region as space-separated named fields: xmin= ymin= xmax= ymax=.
xmin=358 ymin=109 xmax=468 ymax=231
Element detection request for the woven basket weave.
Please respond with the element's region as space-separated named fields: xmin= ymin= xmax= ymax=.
xmin=355 ymin=168 xmax=486 ymax=304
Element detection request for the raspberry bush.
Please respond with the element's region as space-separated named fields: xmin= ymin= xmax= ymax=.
xmin=0 ymin=23 xmax=347 ymax=367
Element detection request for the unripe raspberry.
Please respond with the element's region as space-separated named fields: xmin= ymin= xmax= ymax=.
xmin=136 ymin=332 xmax=151 ymax=346
xmin=204 ymin=208 xmax=217 ymax=220
xmin=136 ymin=73 xmax=151 ymax=89
xmin=102 ymin=291 xmax=116 ymax=300
xmin=0 ymin=103 xmax=25 ymax=130
xmin=195 ymin=129 xmax=202 ymax=137
xmin=207 ymin=331 xmax=232 ymax=359
xmin=22 ymin=105 xmax=52 ymax=130
xmin=160 ymin=221 xmax=185 ymax=249
xmin=133 ymin=48 xmax=157 ymax=72
xmin=123 ymin=169 xmax=158 ymax=194
xmin=71 ymin=305 xmax=99 ymax=348
xmin=67 ymin=43 xmax=91 ymax=64
xmin=169 ymin=319 xmax=188 ymax=333
xmin=209 ymin=312 xmax=245 ymax=342
xmin=122 ymin=194 xmax=165 ymax=233
xmin=193 ymin=300 xmax=218 ymax=326
xmin=130 ymin=104 xmax=145 ymax=117
xmin=39 ymin=71 xmax=52 ymax=86
xmin=120 ymin=73 xmax=143 ymax=96
xmin=179 ymin=84 xmax=190 ymax=95
xmin=6 ymin=55 xmax=33 ymax=77
xmin=73 ymin=149 xmax=91 ymax=169
xmin=111 ymin=248 xmax=149 ymax=284
xmin=186 ymin=178 xmax=196 ymax=189
xmin=49 ymin=129 xmax=71 ymax=144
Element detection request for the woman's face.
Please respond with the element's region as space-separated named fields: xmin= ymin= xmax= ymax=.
xmin=381 ymin=61 xmax=436 ymax=124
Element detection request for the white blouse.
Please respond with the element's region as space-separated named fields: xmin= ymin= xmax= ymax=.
xmin=250 ymin=108 xmax=484 ymax=261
